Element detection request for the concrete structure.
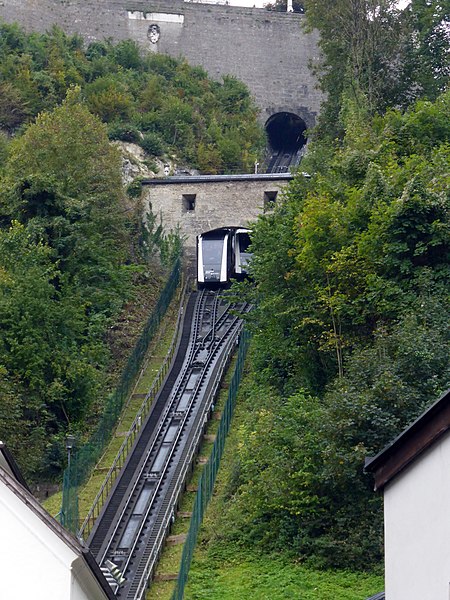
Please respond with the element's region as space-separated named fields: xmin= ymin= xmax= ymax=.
xmin=0 ymin=442 xmax=115 ymax=600
xmin=143 ymin=173 xmax=293 ymax=254
xmin=365 ymin=388 xmax=450 ymax=600
xmin=0 ymin=0 xmax=323 ymax=128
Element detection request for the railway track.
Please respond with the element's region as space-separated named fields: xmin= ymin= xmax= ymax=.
xmin=88 ymin=289 xmax=248 ymax=599
xmin=265 ymin=145 xmax=306 ymax=173
xmin=267 ymin=149 xmax=294 ymax=173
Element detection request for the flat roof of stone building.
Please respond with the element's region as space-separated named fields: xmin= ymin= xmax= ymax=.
xmin=143 ymin=173 xmax=296 ymax=185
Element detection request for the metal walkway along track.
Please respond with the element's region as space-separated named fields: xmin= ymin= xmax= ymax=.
xmin=87 ymin=289 xmax=249 ymax=599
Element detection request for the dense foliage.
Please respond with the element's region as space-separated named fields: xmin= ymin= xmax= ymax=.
xmin=0 ymin=93 xmax=138 ymax=477
xmin=0 ymin=23 xmax=264 ymax=173
xmin=0 ymin=24 xmax=265 ymax=479
xmin=303 ymin=0 xmax=449 ymax=139
xmin=223 ymin=89 xmax=450 ymax=569
xmin=219 ymin=0 xmax=449 ymax=570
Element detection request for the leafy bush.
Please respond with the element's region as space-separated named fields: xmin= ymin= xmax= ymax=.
xmin=108 ymin=121 xmax=142 ymax=143
xmin=141 ymin=132 xmax=165 ymax=156
xmin=0 ymin=24 xmax=264 ymax=173
xmin=225 ymin=90 xmax=450 ymax=569
xmin=84 ymin=75 xmax=134 ymax=122
xmin=126 ymin=177 xmax=143 ymax=198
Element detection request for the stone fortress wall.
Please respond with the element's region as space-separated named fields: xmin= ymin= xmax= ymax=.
xmin=0 ymin=0 xmax=322 ymax=127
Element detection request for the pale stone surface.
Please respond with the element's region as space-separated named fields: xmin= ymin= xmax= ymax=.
xmin=115 ymin=142 xmax=152 ymax=184
xmin=143 ymin=176 xmax=290 ymax=256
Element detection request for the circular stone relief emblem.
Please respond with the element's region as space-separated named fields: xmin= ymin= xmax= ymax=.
xmin=148 ymin=24 xmax=160 ymax=44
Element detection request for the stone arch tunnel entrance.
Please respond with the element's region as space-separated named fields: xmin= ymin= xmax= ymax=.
xmin=266 ymin=112 xmax=307 ymax=153
xmin=264 ymin=112 xmax=307 ymax=172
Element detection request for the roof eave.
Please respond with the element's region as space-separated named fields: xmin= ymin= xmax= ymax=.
xmin=365 ymin=388 xmax=450 ymax=491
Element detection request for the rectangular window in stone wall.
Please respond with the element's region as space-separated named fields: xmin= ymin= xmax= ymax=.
xmin=264 ymin=191 xmax=278 ymax=212
xmin=182 ymin=194 xmax=196 ymax=212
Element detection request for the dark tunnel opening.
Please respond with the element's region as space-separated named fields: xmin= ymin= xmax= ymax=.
xmin=265 ymin=112 xmax=307 ymax=153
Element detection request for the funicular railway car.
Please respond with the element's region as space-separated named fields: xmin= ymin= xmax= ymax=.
xmin=234 ymin=228 xmax=252 ymax=279
xmin=197 ymin=228 xmax=233 ymax=288
xmin=197 ymin=227 xmax=253 ymax=288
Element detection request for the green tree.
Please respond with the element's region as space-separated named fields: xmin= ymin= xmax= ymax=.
xmin=405 ymin=0 xmax=450 ymax=99
xmin=0 ymin=82 xmax=28 ymax=131
xmin=226 ymin=90 xmax=450 ymax=567
xmin=265 ymin=0 xmax=305 ymax=12
xmin=2 ymin=88 xmax=131 ymax=313
xmin=302 ymin=0 xmax=447 ymax=139
xmin=0 ymin=223 xmax=106 ymax=475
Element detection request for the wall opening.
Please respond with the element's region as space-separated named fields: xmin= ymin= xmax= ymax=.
xmin=265 ymin=112 xmax=307 ymax=154
xmin=182 ymin=194 xmax=196 ymax=212
xmin=264 ymin=190 xmax=278 ymax=211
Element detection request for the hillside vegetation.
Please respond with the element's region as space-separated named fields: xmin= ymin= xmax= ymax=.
xmin=0 ymin=23 xmax=264 ymax=174
xmin=191 ymin=0 xmax=450 ymax=577
xmin=0 ymin=23 xmax=264 ymax=480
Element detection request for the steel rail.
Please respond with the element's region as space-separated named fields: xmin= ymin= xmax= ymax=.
xmin=121 ymin=312 xmax=240 ymax=593
xmin=93 ymin=291 xmax=206 ymax=562
xmin=122 ymin=299 xmax=247 ymax=599
xmin=89 ymin=290 xmax=247 ymax=598
xmin=107 ymin=294 xmax=236 ymax=564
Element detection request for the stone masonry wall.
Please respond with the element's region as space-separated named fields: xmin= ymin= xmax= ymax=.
xmin=143 ymin=176 xmax=291 ymax=256
xmin=0 ymin=0 xmax=323 ymax=126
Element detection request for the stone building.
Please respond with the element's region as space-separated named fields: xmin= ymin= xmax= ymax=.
xmin=143 ymin=173 xmax=294 ymax=255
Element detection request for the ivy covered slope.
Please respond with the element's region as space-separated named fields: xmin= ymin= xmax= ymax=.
xmin=0 ymin=23 xmax=264 ymax=174
xmin=216 ymin=0 xmax=450 ymax=573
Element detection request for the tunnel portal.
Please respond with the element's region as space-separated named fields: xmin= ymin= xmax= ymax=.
xmin=265 ymin=112 xmax=307 ymax=153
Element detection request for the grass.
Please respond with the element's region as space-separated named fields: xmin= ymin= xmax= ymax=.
xmin=184 ymin=551 xmax=383 ymax=600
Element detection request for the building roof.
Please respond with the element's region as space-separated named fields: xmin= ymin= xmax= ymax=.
xmin=0 ymin=453 xmax=115 ymax=599
xmin=365 ymin=388 xmax=450 ymax=491
xmin=143 ymin=173 xmax=295 ymax=185
xmin=0 ymin=440 xmax=30 ymax=491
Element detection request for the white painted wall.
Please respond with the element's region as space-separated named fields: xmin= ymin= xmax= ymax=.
xmin=0 ymin=475 xmax=107 ymax=600
xmin=384 ymin=430 xmax=450 ymax=600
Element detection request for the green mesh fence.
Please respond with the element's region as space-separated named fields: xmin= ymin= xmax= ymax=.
xmin=172 ymin=328 xmax=251 ymax=600
xmin=60 ymin=258 xmax=181 ymax=533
